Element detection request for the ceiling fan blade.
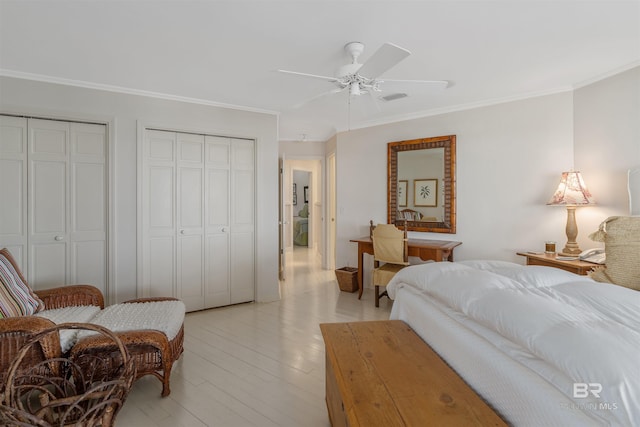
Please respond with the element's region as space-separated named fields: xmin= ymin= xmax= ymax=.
xmin=357 ymin=43 xmax=411 ymax=79
xmin=291 ymin=87 xmax=345 ymax=110
xmin=277 ymin=69 xmax=339 ymax=83
xmin=382 ymin=79 xmax=450 ymax=88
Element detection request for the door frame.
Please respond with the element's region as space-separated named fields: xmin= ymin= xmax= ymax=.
xmin=326 ymin=151 xmax=336 ymax=271
xmin=278 ymin=155 xmax=286 ymax=280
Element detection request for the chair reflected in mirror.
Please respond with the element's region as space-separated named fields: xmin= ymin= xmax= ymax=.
xmin=370 ymin=220 xmax=409 ymax=307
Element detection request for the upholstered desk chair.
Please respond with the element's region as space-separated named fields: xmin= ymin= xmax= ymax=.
xmin=371 ymin=221 xmax=409 ymax=307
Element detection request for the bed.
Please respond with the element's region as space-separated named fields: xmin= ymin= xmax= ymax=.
xmin=293 ymin=217 xmax=308 ymax=246
xmin=387 ymin=260 xmax=639 ymax=426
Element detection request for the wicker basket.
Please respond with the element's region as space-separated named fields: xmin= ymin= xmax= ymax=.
xmin=335 ymin=267 xmax=358 ymax=292
xmin=0 ymin=322 xmax=136 ymax=427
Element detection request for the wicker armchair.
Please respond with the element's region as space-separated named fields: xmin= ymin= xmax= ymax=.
xmin=1 ymin=248 xmax=184 ymax=398
xmin=0 ymin=248 xmax=104 ymax=390
xmin=35 ymin=284 xmax=105 ymax=311
xmin=0 ymin=286 xmax=105 ymax=389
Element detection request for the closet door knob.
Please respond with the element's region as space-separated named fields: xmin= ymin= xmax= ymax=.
xmin=221 ymin=227 xmax=227 ymax=232
xmin=54 ymin=236 xmax=64 ymax=241
xmin=180 ymin=229 xmax=185 ymax=235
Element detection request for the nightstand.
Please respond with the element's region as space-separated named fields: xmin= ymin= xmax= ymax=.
xmin=516 ymin=252 xmax=597 ymax=276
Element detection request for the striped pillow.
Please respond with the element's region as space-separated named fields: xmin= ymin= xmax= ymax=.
xmin=0 ymin=249 xmax=44 ymax=318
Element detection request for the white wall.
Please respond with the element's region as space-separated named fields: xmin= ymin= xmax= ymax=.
xmin=335 ymin=92 xmax=576 ymax=282
xmin=0 ymin=76 xmax=280 ymax=304
xmin=279 ymin=140 xmax=326 ymax=157
xmin=335 ymin=68 xmax=640 ymax=287
xmin=573 ymin=66 xmax=640 ymax=237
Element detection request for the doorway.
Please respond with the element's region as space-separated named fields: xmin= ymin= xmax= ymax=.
xmin=282 ymin=158 xmax=324 ymax=267
xmin=292 ymin=170 xmax=311 ymax=248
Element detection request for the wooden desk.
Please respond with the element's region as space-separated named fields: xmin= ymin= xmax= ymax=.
xmin=516 ymin=252 xmax=596 ymax=276
xmin=320 ymin=321 xmax=507 ymax=427
xmin=350 ymin=237 xmax=461 ymax=299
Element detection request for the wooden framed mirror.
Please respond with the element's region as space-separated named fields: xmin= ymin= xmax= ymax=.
xmin=387 ymin=135 xmax=456 ymax=233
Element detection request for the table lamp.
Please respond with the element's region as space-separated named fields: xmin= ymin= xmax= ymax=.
xmin=547 ymin=171 xmax=595 ymax=256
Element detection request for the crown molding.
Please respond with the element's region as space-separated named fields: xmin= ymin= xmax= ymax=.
xmin=0 ymin=69 xmax=279 ymax=116
xmin=572 ymin=60 xmax=640 ymax=89
xmin=336 ymin=62 xmax=640 ymax=134
xmin=339 ymin=85 xmax=574 ymax=134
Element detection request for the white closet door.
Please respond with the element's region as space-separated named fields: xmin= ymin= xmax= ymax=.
xmin=0 ymin=116 xmax=28 ymax=270
xmin=70 ymin=123 xmax=107 ymax=293
xmin=205 ymin=136 xmax=231 ymax=307
xmin=0 ymin=116 xmax=107 ymax=294
xmin=230 ymin=139 xmax=255 ymax=304
xmin=177 ymin=133 xmax=205 ymax=311
xmin=19 ymin=119 xmax=107 ymax=294
xmin=28 ymin=119 xmax=70 ymax=289
xmin=142 ymin=130 xmax=254 ymax=310
xmin=144 ymin=130 xmax=176 ymax=298
xmin=26 ymin=119 xmax=107 ymax=293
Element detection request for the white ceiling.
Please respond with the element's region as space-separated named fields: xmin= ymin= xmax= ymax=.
xmin=1 ymin=1 xmax=638 ymax=142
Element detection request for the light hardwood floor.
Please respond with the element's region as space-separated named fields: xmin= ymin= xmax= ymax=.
xmin=117 ymin=247 xmax=392 ymax=426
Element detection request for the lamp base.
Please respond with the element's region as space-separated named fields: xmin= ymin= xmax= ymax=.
xmin=561 ymin=206 xmax=582 ymax=256
xmin=560 ymin=242 xmax=582 ymax=256
xmin=560 ymin=248 xmax=582 ymax=256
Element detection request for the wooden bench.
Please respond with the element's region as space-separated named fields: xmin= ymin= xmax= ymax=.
xmin=320 ymin=320 xmax=507 ymax=426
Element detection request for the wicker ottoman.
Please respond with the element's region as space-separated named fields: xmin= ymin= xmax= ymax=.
xmin=71 ymin=297 xmax=185 ymax=397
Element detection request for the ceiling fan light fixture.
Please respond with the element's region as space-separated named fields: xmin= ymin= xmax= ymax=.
xmin=337 ymin=63 xmax=362 ymax=78
xmin=349 ymin=82 xmax=361 ymax=96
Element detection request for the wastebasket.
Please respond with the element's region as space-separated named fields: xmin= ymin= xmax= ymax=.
xmin=335 ymin=267 xmax=358 ymax=293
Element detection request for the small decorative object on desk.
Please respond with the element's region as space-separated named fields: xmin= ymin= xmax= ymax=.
xmin=544 ymin=241 xmax=556 ymax=254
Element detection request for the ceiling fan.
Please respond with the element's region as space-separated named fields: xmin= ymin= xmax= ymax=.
xmin=278 ymin=41 xmax=449 ymax=106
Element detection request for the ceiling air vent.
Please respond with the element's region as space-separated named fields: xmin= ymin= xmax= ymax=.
xmin=380 ymin=93 xmax=408 ymax=102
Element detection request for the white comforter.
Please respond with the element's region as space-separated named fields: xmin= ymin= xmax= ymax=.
xmin=387 ymin=261 xmax=640 ymax=427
